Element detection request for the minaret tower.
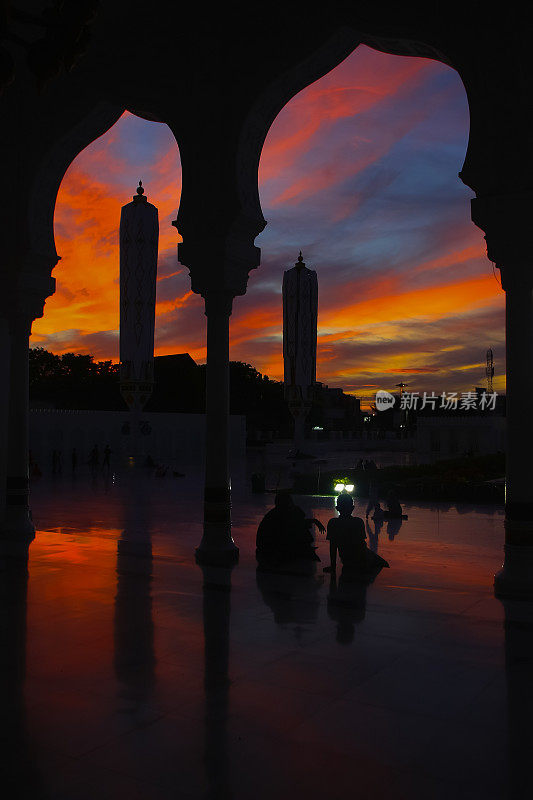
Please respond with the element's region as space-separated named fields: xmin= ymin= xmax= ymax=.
xmin=119 ymin=180 xmax=159 ymax=413
xmin=282 ymin=251 xmax=318 ymax=452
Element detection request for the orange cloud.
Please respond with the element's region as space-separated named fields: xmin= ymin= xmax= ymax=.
xmin=260 ymin=55 xmax=430 ymax=183
xmin=321 ymin=274 xmax=500 ymax=331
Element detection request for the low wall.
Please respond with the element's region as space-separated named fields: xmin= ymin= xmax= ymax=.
xmin=416 ymin=415 xmax=505 ymax=460
xmin=29 ymin=409 xmax=246 ymax=470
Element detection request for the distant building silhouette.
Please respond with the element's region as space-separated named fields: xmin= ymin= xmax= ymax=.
xmin=146 ymin=354 xmax=202 ymax=413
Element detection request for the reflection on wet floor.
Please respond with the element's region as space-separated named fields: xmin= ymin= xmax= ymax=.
xmin=0 ymin=469 xmax=531 ymax=798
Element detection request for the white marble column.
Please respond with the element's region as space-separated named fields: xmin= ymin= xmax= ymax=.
xmin=196 ymin=292 xmax=239 ymax=564
xmin=2 ymin=314 xmax=35 ymax=543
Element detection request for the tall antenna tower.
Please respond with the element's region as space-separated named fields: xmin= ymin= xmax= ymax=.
xmin=486 ymin=348 xmax=494 ymax=393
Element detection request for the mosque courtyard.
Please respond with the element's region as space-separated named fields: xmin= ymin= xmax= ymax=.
xmin=1 ymin=465 xmax=529 ymax=800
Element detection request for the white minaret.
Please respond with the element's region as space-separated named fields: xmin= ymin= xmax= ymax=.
xmin=282 ymin=251 xmax=318 ymax=452
xmin=119 ymin=180 xmax=159 ymax=412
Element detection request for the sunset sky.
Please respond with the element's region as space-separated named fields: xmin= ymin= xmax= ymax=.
xmin=31 ymin=45 xmax=505 ymax=406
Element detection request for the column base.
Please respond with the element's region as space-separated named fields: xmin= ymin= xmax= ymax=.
xmin=199 ymin=487 xmax=238 ymax=564
xmin=494 ymin=543 xmax=533 ymax=600
xmin=0 ymin=531 xmax=34 ymax=558
xmin=196 ymin=528 xmax=239 ymax=567
xmin=0 ymin=511 xmax=35 ymax=545
xmin=3 ymin=478 xmax=35 ymax=544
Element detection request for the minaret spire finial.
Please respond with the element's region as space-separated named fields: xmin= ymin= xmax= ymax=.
xmin=295 ymin=250 xmax=305 ymax=269
xmin=133 ymin=179 xmax=147 ymax=203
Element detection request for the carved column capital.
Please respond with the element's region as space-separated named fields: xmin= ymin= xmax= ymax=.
xmin=7 ymin=258 xmax=57 ymax=327
xmin=471 ymin=193 xmax=533 ymax=290
xmin=175 ymin=209 xmax=265 ymax=301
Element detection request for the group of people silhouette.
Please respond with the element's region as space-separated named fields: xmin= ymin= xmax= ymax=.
xmin=366 ymin=484 xmax=405 ymax=521
xmin=256 ymin=489 xmax=395 ymax=576
xmin=29 ymin=444 xmax=113 ymax=479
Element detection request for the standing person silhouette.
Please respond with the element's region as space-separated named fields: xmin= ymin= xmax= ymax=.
xmin=88 ymin=445 xmax=99 ymax=477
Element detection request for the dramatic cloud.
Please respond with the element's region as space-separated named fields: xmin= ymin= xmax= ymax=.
xmin=31 ymin=45 xmax=505 ymax=406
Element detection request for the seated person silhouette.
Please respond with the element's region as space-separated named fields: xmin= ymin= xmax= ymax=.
xmin=256 ymin=491 xmax=325 ymax=568
xmin=325 ymin=492 xmax=389 ymax=577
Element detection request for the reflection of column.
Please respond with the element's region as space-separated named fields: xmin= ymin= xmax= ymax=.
xmin=201 ymin=564 xmax=233 ymax=799
xmin=502 ymin=599 xmax=533 ymax=799
xmin=114 ymin=471 xmax=155 ymax=709
xmin=3 ymin=315 xmax=34 ymax=541
xmin=1 ymin=551 xmax=45 ymax=793
xmin=197 ymin=293 xmax=239 ymax=565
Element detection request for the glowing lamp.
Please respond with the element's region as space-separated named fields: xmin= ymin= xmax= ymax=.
xmin=334 ymin=480 xmax=355 ymax=494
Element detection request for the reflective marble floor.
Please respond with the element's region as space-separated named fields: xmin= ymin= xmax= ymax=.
xmin=1 ymin=467 xmax=531 ymax=799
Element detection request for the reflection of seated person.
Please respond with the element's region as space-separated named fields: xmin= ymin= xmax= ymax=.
xmin=325 ymin=493 xmax=389 ymax=576
xmin=387 ymin=518 xmax=403 ymax=540
xmin=386 ymin=491 xmax=403 ymax=518
xmin=371 ymin=502 xmax=385 ymax=521
xmin=256 ymin=491 xmax=325 ymax=567
xmin=365 ymin=480 xmax=379 ymax=519
xmin=327 ymin=572 xmax=367 ymax=644
xmin=256 ymin=567 xmax=322 ymax=627
xmin=365 ymin=518 xmax=382 ymax=553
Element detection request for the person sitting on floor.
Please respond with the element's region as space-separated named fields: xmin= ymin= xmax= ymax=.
xmin=256 ymin=491 xmax=325 ymax=567
xmin=325 ymin=492 xmax=389 ymax=576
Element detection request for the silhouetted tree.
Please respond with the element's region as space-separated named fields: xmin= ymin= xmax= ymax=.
xmin=29 ymin=347 xmax=121 ymax=410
